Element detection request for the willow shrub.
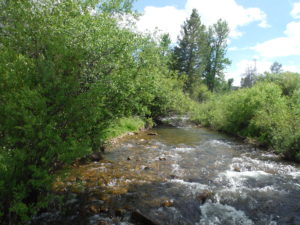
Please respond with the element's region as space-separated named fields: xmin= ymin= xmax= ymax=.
xmin=0 ymin=0 xmax=186 ymax=223
xmin=191 ymin=81 xmax=300 ymax=161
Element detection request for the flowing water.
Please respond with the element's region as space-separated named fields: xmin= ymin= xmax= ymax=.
xmin=33 ymin=118 xmax=300 ymax=225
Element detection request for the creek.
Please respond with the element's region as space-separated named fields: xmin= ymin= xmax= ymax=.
xmin=32 ymin=117 xmax=300 ymax=225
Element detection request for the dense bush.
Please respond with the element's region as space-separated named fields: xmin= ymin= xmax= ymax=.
xmin=0 ymin=0 xmax=187 ymax=223
xmin=191 ymin=77 xmax=300 ymax=161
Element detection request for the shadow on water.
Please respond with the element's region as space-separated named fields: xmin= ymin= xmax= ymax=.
xmin=30 ymin=121 xmax=300 ymax=225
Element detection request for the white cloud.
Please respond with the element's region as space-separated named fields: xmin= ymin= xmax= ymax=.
xmin=226 ymin=59 xmax=300 ymax=86
xmin=186 ymin=0 xmax=270 ymax=37
xmin=226 ymin=59 xmax=271 ymax=86
xmin=253 ymin=21 xmax=300 ymax=57
xmin=136 ymin=6 xmax=186 ymax=42
xmin=136 ymin=0 xmax=269 ymax=42
xmin=291 ymin=2 xmax=300 ymax=19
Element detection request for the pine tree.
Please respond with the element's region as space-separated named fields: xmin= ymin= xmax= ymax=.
xmin=173 ymin=10 xmax=230 ymax=94
xmin=172 ymin=9 xmax=207 ymax=92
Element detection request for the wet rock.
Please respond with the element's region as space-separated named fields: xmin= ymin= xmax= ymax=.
xmin=90 ymin=152 xmax=103 ymax=162
xmin=148 ymin=132 xmax=158 ymax=136
xmin=234 ymin=167 xmax=241 ymax=172
xmin=89 ymin=205 xmax=100 ymax=214
xmin=161 ymin=199 xmax=174 ymax=207
xmin=169 ymin=174 xmax=179 ymax=179
xmin=131 ymin=210 xmax=161 ymax=225
xmin=159 ymin=157 xmax=167 ymax=161
xmin=115 ymin=208 xmax=126 ymax=217
xmin=98 ymin=221 xmax=109 ymax=225
xmin=100 ymin=207 xmax=109 ymax=213
xmin=144 ymin=166 xmax=151 ymax=171
xmin=196 ymin=190 xmax=213 ymax=204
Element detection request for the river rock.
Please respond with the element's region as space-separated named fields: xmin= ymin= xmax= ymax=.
xmin=90 ymin=152 xmax=103 ymax=162
xmin=144 ymin=166 xmax=151 ymax=171
xmin=233 ymin=167 xmax=241 ymax=172
xmin=159 ymin=157 xmax=167 ymax=161
xmin=148 ymin=132 xmax=158 ymax=136
xmin=196 ymin=190 xmax=213 ymax=204
xmin=98 ymin=221 xmax=109 ymax=225
xmin=115 ymin=208 xmax=126 ymax=217
xmin=131 ymin=210 xmax=161 ymax=225
xmin=161 ymin=199 xmax=174 ymax=207
xmin=89 ymin=204 xmax=100 ymax=214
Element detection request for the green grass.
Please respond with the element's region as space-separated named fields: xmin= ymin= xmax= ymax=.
xmin=100 ymin=117 xmax=145 ymax=141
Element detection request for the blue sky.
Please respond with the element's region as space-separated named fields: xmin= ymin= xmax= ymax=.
xmin=133 ymin=0 xmax=300 ymax=85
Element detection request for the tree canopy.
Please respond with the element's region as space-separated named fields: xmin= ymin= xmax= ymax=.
xmin=172 ymin=9 xmax=231 ymax=94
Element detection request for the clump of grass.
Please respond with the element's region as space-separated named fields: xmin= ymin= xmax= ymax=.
xmin=100 ymin=117 xmax=145 ymax=141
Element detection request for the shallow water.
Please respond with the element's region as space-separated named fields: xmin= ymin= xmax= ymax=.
xmin=34 ymin=121 xmax=300 ymax=225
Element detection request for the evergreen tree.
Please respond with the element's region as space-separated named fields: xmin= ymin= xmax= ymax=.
xmin=172 ymin=9 xmax=207 ymax=92
xmin=173 ymin=10 xmax=230 ymax=94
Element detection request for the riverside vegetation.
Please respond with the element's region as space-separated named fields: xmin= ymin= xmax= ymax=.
xmin=0 ymin=0 xmax=299 ymax=224
xmin=190 ymin=72 xmax=300 ymax=161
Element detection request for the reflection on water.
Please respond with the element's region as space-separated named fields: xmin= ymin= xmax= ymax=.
xmin=34 ymin=122 xmax=300 ymax=225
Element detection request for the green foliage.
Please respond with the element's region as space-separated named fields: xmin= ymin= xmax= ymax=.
xmin=258 ymin=72 xmax=300 ymax=96
xmin=0 ymin=0 xmax=187 ymax=223
xmin=189 ymin=83 xmax=212 ymax=102
xmin=203 ymin=19 xmax=231 ymax=92
xmin=191 ymin=75 xmax=300 ymax=161
xmin=100 ymin=117 xmax=145 ymax=141
xmin=172 ymin=9 xmax=230 ymax=94
xmin=172 ymin=9 xmax=207 ymax=91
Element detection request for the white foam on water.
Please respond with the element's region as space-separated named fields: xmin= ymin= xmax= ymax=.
xmin=290 ymin=171 xmax=300 ymax=178
xmin=216 ymin=170 xmax=272 ymax=190
xmin=168 ymin=152 xmax=182 ymax=161
xmin=173 ymin=147 xmax=195 ymax=152
xmin=261 ymin=153 xmax=279 ymax=159
xmin=171 ymin=164 xmax=185 ymax=177
xmin=203 ymin=139 xmax=232 ymax=148
xmin=231 ymin=155 xmax=299 ymax=175
xmin=198 ymin=201 xmax=254 ymax=225
xmin=169 ymin=179 xmax=209 ymax=195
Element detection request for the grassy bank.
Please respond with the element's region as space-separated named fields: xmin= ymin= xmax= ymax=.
xmin=100 ymin=117 xmax=147 ymax=143
xmin=189 ymin=74 xmax=300 ymax=161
